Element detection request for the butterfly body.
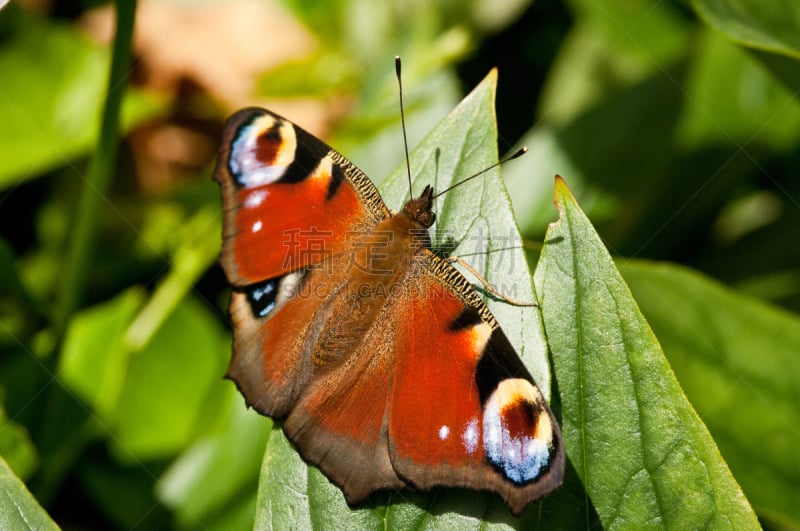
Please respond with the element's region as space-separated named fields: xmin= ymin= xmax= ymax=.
xmin=215 ymin=107 xmax=564 ymax=515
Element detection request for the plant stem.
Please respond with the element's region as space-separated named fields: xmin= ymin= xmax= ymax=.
xmin=52 ymin=0 xmax=138 ymax=345
xmin=34 ymin=0 xmax=138 ymax=508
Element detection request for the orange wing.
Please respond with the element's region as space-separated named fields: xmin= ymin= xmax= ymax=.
xmin=214 ymin=108 xmax=390 ymax=417
xmin=387 ymin=252 xmax=564 ymax=515
xmin=214 ymin=108 xmax=390 ymax=286
xmin=277 ymin=246 xmax=563 ymax=515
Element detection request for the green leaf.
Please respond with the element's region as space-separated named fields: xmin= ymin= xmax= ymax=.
xmin=691 ymin=0 xmax=800 ymax=59
xmin=255 ymin=427 xmax=383 ymax=530
xmin=691 ymin=0 xmax=800 ymax=92
xmin=60 ymin=289 xmax=145 ymax=417
xmin=561 ymin=0 xmax=690 ymax=88
xmin=257 ymin=426 xmax=533 ymax=530
xmin=0 ymin=455 xmax=58 ymax=531
xmin=253 ymin=71 xmax=550 ymax=528
xmin=111 ymin=296 xmax=228 ymax=460
xmin=619 ymin=260 xmax=800 ymax=528
xmin=534 ymin=178 xmax=759 ymax=528
xmin=157 ymin=388 xmax=271 ymax=529
xmin=0 ymin=10 xmax=163 ymax=189
xmin=675 ymin=28 xmax=800 ymax=150
xmin=0 ymin=399 xmax=37 ymax=482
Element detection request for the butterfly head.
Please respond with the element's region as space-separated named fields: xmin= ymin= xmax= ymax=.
xmin=402 ymin=184 xmax=436 ymax=228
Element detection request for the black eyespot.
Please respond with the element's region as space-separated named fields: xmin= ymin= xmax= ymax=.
xmin=244 ymin=279 xmax=280 ymax=318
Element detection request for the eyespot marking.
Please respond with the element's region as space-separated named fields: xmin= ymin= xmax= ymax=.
xmin=482 ymin=378 xmax=553 ymax=485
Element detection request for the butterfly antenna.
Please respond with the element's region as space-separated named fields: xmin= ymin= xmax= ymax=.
xmin=395 ymin=56 xmax=414 ymax=200
xmin=432 ymin=147 xmax=528 ymax=199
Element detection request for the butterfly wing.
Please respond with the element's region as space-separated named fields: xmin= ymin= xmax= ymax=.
xmin=275 ymin=240 xmax=563 ymax=515
xmin=215 ymin=107 xmax=563 ymax=514
xmin=215 ymin=108 xmax=391 ymax=417
xmin=281 ymin=300 xmax=407 ymax=503
xmin=215 ymin=108 xmax=390 ymax=286
xmin=387 ymin=251 xmax=564 ymax=515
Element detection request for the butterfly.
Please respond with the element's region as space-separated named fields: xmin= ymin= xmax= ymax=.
xmin=213 ymin=101 xmax=564 ymax=516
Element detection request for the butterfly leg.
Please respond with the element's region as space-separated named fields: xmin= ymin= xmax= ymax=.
xmin=445 ymin=256 xmax=538 ymax=307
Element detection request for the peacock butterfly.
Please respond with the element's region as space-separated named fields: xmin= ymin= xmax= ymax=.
xmin=214 ymin=77 xmax=564 ymax=516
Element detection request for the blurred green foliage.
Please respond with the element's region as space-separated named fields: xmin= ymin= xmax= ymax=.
xmin=0 ymin=0 xmax=798 ymax=529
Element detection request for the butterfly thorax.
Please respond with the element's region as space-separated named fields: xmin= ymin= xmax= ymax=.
xmin=307 ymin=203 xmax=433 ymax=368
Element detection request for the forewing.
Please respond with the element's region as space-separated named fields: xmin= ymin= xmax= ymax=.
xmin=214 ymin=107 xmax=390 ymax=286
xmin=215 ymin=108 xmax=390 ymax=416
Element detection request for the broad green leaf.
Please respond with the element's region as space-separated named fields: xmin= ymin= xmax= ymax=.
xmin=255 ymin=427 xmax=383 ymax=530
xmin=0 ymin=455 xmax=58 ymax=531
xmin=0 ymin=400 xmax=37 ymax=482
xmin=537 ymin=0 xmax=691 ymax=133
xmin=254 ymin=71 xmax=549 ymax=528
xmin=60 ymin=289 xmax=144 ymax=417
xmin=111 ymin=296 xmax=228 ymax=459
xmin=57 ymin=291 xmax=230 ymax=520
xmin=691 ymin=0 xmax=800 ymax=59
xmin=675 ymin=28 xmax=800 ymax=151
xmin=558 ymin=0 xmax=690 ymax=99
xmin=519 ymin=41 xmax=796 ymax=259
xmin=62 ymin=204 xmax=220 ymax=370
xmin=157 ymin=388 xmax=270 ymax=529
xmin=691 ymin=0 xmax=800 ymax=92
xmin=257 ymin=426 xmax=530 ymax=530
xmin=0 ymin=10 xmax=163 ymax=188
xmin=619 ymin=260 xmax=800 ymax=528
xmin=534 ymin=178 xmax=759 ymax=529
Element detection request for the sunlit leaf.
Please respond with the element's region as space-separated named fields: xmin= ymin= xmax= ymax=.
xmin=692 ymin=0 xmax=800 ymax=58
xmin=157 ymin=389 xmax=270 ymax=529
xmin=60 ymin=289 xmax=144 ymax=416
xmin=620 ymin=260 xmax=800 ymax=527
xmin=0 ymin=11 xmax=162 ymax=188
xmin=534 ymin=177 xmax=759 ymax=528
xmin=0 ymin=401 xmax=37 ymax=481
xmin=111 ymin=297 xmax=228 ymax=459
xmin=676 ymin=29 xmax=800 ymax=150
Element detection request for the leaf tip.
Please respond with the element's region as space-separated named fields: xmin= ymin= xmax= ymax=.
xmin=483 ymin=67 xmax=499 ymax=91
xmin=553 ymin=174 xmax=575 ymax=208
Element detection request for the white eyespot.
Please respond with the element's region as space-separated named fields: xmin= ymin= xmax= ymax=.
xmin=462 ymin=418 xmax=479 ymax=455
xmin=438 ymin=425 xmax=450 ymax=441
xmin=244 ymin=189 xmax=268 ymax=209
xmin=230 ymin=116 xmax=296 ymax=188
xmin=251 ymin=220 xmax=263 ymax=233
